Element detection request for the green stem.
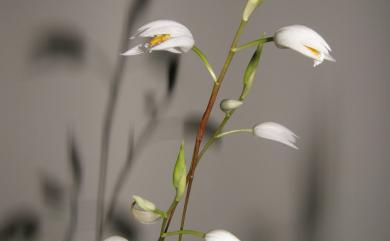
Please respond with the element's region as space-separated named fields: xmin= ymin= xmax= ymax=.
xmin=178 ymin=20 xmax=248 ymax=241
xmin=233 ymin=36 xmax=273 ymax=52
xmin=192 ymin=46 xmax=217 ymax=82
xmin=159 ymin=200 xmax=179 ymax=240
xmin=163 ymin=230 xmax=205 ymax=238
xmin=215 ymin=128 xmax=253 ymax=138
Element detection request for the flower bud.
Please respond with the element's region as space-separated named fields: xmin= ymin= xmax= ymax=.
xmin=241 ymin=44 xmax=263 ymax=100
xmin=242 ymin=0 xmax=264 ymax=22
xmin=253 ymin=122 xmax=298 ymax=149
xmin=132 ymin=195 xmax=156 ymax=212
xmin=220 ymin=99 xmax=243 ymax=113
xmin=131 ymin=202 xmax=162 ymax=224
xmin=172 ymin=142 xmax=187 ymax=201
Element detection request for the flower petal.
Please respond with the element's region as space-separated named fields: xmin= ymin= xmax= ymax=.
xmin=121 ymin=44 xmax=145 ymax=56
xmin=137 ymin=25 xmax=192 ymax=38
xmin=150 ymin=36 xmax=194 ymax=53
xmin=132 ymin=20 xmax=192 ymax=39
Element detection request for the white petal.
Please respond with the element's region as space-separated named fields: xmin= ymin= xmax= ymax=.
xmin=150 ymin=36 xmax=194 ymax=52
xmin=104 ymin=236 xmax=128 ymax=241
xmin=253 ymin=122 xmax=298 ymax=149
xmin=138 ymin=24 xmax=192 ymax=38
xmin=165 ymin=47 xmax=183 ymax=54
xmin=132 ymin=20 xmax=192 ymax=39
xmin=206 ymin=230 xmax=241 ymax=241
xmin=121 ymin=44 xmax=145 ymax=56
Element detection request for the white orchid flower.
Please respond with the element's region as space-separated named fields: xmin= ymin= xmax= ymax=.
xmin=205 ymin=230 xmax=241 ymax=241
xmin=253 ymin=122 xmax=298 ymax=149
xmin=274 ymin=25 xmax=335 ymax=67
xmin=122 ymin=20 xmax=194 ymax=56
xmin=104 ymin=236 xmax=128 ymax=241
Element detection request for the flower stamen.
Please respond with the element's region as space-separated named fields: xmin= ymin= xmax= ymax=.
xmin=149 ymin=34 xmax=171 ymax=47
xmin=304 ymin=45 xmax=320 ymax=57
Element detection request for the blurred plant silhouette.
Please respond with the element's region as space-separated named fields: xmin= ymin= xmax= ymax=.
xmin=31 ymin=26 xmax=85 ymax=67
xmin=0 ymin=208 xmax=40 ymax=241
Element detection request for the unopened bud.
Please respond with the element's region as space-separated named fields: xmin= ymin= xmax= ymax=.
xmin=132 ymin=195 xmax=156 ymax=212
xmin=242 ymin=0 xmax=264 ymax=22
xmin=241 ymin=43 xmax=263 ymax=100
xmin=131 ymin=201 xmax=162 ymax=224
xmin=172 ymin=142 xmax=187 ymax=201
xmin=220 ymin=99 xmax=243 ymax=113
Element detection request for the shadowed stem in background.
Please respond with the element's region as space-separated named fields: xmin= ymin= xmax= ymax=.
xmin=105 ymin=96 xmax=173 ymax=222
xmin=95 ymin=1 xmax=152 ymax=241
xmin=64 ymin=131 xmax=83 ymax=241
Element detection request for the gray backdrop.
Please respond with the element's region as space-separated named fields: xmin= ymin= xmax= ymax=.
xmin=0 ymin=0 xmax=389 ymax=241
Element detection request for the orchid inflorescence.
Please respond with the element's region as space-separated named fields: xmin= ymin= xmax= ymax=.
xmin=106 ymin=1 xmax=335 ymax=241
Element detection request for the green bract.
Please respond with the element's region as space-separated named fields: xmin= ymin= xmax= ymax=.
xmin=241 ymin=43 xmax=263 ymax=100
xmin=172 ymin=142 xmax=187 ymax=201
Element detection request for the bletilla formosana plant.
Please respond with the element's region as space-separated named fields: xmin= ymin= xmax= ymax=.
xmin=108 ymin=1 xmax=335 ymax=241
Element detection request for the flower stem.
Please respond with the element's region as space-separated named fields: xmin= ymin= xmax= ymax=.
xmin=177 ymin=19 xmax=248 ymax=241
xmin=158 ymin=199 xmax=178 ymax=241
xmin=192 ymin=46 xmax=217 ymax=82
xmin=233 ymin=36 xmax=273 ymax=52
xmin=215 ymin=129 xmax=253 ymax=138
xmin=163 ymin=230 xmax=205 ymax=238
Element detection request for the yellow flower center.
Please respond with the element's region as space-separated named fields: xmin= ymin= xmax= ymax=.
xmin=304 ymin=45 xmax=321 ymax=57
xmin=149 ymin=34 xmax=171 ymax=47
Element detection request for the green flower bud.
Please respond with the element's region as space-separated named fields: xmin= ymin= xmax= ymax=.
xmin=172 ymin=142 xmax=187 ymax=201
xmin=242 ymin=0 xmax=264 ymax=22
xmin=133 ymin=195 xmax=156 ymax=212
xmin=220 ymin=99 xmax=243 ymax=113
xmin=241 ymin=43 xmax=263 ymax=100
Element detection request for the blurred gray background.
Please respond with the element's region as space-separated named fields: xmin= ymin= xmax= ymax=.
xmin=0 ymin=0 xmax=389 ymax=241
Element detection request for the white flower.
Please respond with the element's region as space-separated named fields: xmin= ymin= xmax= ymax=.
xmin=122 ymin=20 xmax=194 ymax=56
xmin=205 ymin=230 xmax=240 ymax=241
xmin=253 ymin=122 xmax=298 ymax=149
xmin=274 ymin=25 xmax=335 ymax=67
xmin=104 ymin=236 xmax=128 ymax=241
